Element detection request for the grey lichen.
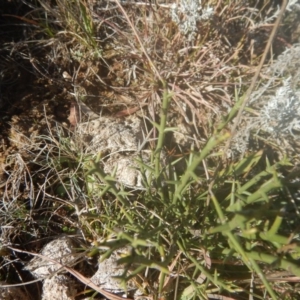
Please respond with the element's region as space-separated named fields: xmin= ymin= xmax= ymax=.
xmin=230 ymin=43 xmax=300 ymax=156
xmin=170 ymin=0 xmax=213 ymax=41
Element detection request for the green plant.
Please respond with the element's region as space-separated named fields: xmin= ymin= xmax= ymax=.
xmin=78 ymin=86 xmax=300 ymax=299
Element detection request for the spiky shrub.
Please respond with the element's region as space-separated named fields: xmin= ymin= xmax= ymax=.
xmin=79 ymin=87 xmax=300 ymax=299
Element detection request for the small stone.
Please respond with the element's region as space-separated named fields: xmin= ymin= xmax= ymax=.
xmin=25 ymin=236 xmax=76 ymax=278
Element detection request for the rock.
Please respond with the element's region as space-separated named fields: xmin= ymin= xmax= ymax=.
xmin=25 ymin=237 xmax=77 ymax=300
xmin=41 ymin=275 xmax=76 ymax=300
xmin=76 ymin=115 xmax=143 ymax=154
xmin=25 ymin=238 xmax=144 ymax=299
xmin=76 ymin=115 xmax=153 ymax=189
xmin=25 ymin=236 xmax=76 ymax=278
xmin=90 ymin=247 xmax=137 ymax=294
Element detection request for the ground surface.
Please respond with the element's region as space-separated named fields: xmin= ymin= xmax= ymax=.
xmin=1 ymin=1 xmax=300 ymax=299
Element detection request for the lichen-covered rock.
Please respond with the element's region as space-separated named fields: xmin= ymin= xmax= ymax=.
xmin=76 ymin=114 xmax=154 ymax=188
xmin=42 ymin=275 xmax=76 ymax=300
xmin=76 ymin=115 xmax=143 ymax=154
xmin=25 ymin=237 xmax=77 ymax=300
xmin=25 ymin=236 xmax=76 ymax=278
xmin=90 ymin=247 xmax=138 ymax=294
xmin=25 ymin=238 xmax=144 ymax=299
